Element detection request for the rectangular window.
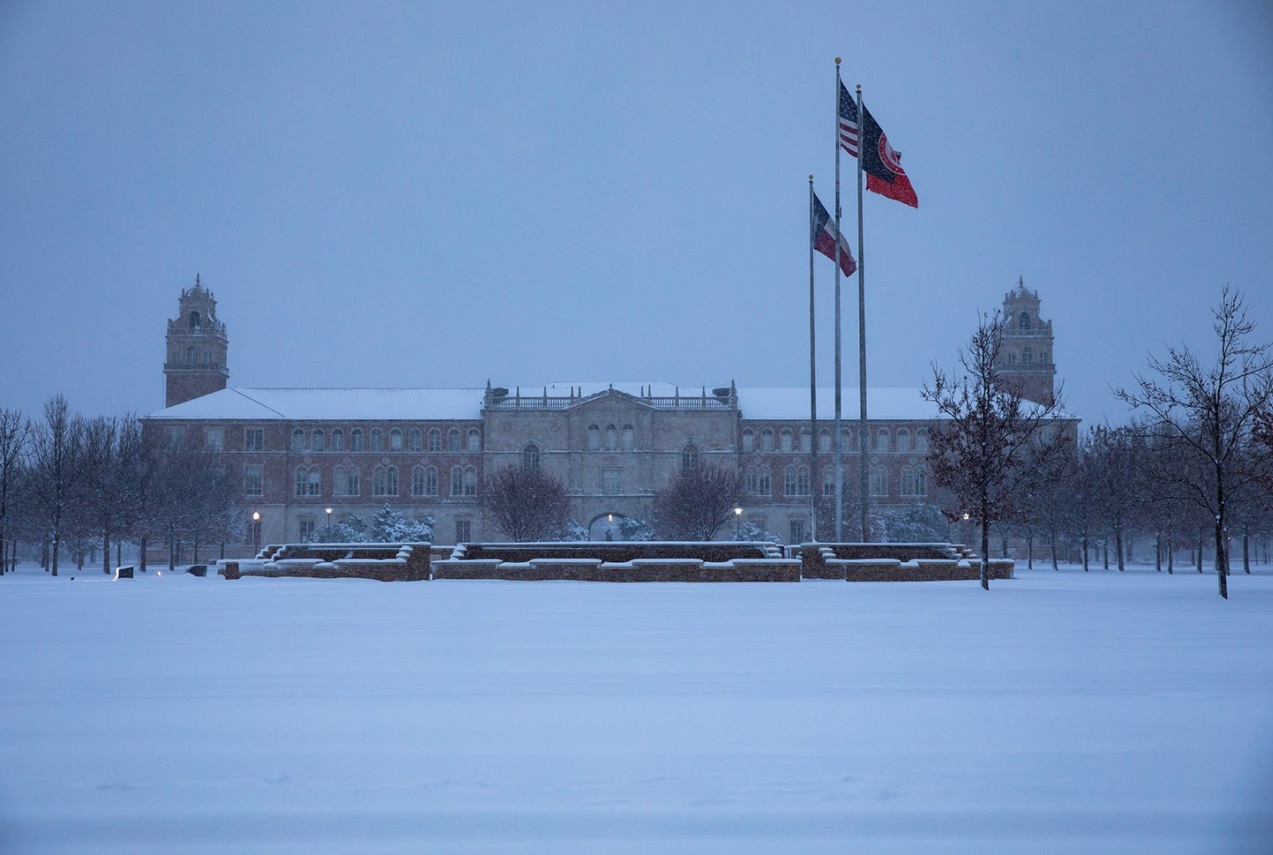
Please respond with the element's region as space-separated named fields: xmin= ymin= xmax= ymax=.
xmin=299 ymin=519 xmax=315 ymax=541
xmin=165 ymin=427 xmax=184 ymax=450
xmin=789 ymin=520 xmax=806 ymax=544
xmin=602 ymin=468 xmax=621 ymax=495
xmin=205 ymin=427 xmax=224 ymax=451
xmin=245 ymin=427 xmax=264 ymax=452
xmin=455 ymin=519 xmax=471 ymax=543
xmin=244 ymin=464 xmax=263 ymax=497
xmin=346 ymin=469 xmax=360 ymax=496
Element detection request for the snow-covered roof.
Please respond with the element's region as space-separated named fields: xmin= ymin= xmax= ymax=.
xmin=147 ymin=387 xmax=486 ymax=421
xmin=147 ymin=383 xmax=943 ymax=422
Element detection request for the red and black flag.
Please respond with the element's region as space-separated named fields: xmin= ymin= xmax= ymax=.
xmin=811 ymin=192 xmax=857 ymax=277
xmin=838 ymin=82 xmax=919 ymax=208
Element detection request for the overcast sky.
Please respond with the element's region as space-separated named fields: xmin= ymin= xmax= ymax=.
xmin=2 ymin=0 xmax=1271 ymax=427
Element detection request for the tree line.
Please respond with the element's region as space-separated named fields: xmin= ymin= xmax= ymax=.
xmin=0 ymin=396 xmax=243 ymax=576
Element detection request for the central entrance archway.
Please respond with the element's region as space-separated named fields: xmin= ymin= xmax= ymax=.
xmin=587 ymin=512 xmax=627 ymax=541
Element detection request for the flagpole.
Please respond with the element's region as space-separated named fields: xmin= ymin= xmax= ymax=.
xmin=833 ymin=58 xmax=844 ymax=542
xmin=808 ymin=175 xmax=818 ymax=543
xmin=856 ymin=84 xmax=870 ymax=542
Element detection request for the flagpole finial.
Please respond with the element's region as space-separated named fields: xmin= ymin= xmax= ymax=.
xmin=835 ymin=56 xmax=841 ymax=65
xmin=809 ymin=174 xmax=814 ymax=182
xmin=856 ymin=83 xmax=862 ymax=92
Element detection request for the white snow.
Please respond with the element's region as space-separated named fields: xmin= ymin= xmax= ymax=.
xmin=1 ymin=565 xmax=1271 ymax=854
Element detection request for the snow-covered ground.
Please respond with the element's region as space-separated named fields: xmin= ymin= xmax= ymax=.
xmin=1 ymin=563 xmax=1271 ymax=854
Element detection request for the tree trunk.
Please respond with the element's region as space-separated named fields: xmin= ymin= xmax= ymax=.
xmin=1115 ymin=530 xmax=1125 ymax=572
xmin=1082 ymin=535 xmax=1089 ymax=572
xmin=1027 ymin=533 xmax=1034 ymax=570
xmin=102 ymin=530 xmax=111 ymax=574
xmin=980 ymin=519 xmax=990 ymax=591
xmin=1243 ymin=526 xmax=1250 ymax=574
xmin=139 ymin=534 xmax=148 ymax=574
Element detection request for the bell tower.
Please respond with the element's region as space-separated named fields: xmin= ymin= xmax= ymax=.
xmin=995 ymin=277 xmax=1056 ymax=407
xmin=164 ymin=275 xmax=229 ymax=407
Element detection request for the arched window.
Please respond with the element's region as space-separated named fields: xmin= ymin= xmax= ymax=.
xmin=742 ymin=429 xmax=754 ymax=453
xmin=796 ymin=465 xmax=810 ymax=496
xmin=915 ymin=429 xmax=929 ymax=452
xmin=780 ymin=428 xmax=794 ymax=453
xmin=870 ymin=466 xmax=888 ymax=497
xmin=818 ymin=430 xmax=832 ymax=453
xmin=761 ymin=429 xmax=775 ymax=452
xmin=681 ymin=445 xmax=699 ymax=473
xmin=424 ymin=465 xmax=438 ymax=496
xmin=294 ymin=466 xmax=320 ymax=497
xmin=345 ymin=467 xmax=360 ymax=496
xmin=902 ymin=466 xmax=928 ymax=497
xmin=428 ymin=429 xmax=441 ymax=452
xmin=467 ymin=428 xmax=481 ymax=451
xmin=1019 ymin=312 xmax=1031 ymax=330
xmin=373 ymin=465 xmax=398 ymax=497
xmin=371 ymin=429 xmax=385 ymax=452
xmin=523 ymin=443 xmax=540 ymax=471
xmin=186 ymin=346 xmax=196 ymax=363
xmin=450 ymin=466 xmax=464 ymax=496
xmin=389 ymin=428 xmax=403 ymax=451
xmin=587 ymin=424 xmax=600 ymax=452
xmin=842 ymin=428 xmax=854 ymax=451
xmin=350 ymin=428 xmax=364 ymax=452
xmin=447 ymin=428 xmax=461 ymax=451
xmin=408 ymin=428 xmax=423 ymax=452
xmin=876 ymin=429 xmax=891 ymax=452
xmin=463 ymin=465 xmax=478 ymax=496
xmin=823 ymin=466 xmax=836 ymax=496
xmin=291 ymin=428 xmax=306 ymax=452
xmin=333 ymin=465 xmax=347 ymax=496
xmin=311 ymin=429 xmax=324 ymax=453
xmin=800 ymin=428 xmax=812 ymax=453
xmin=621 ymin=424 xmax=635 ymax=451
xmin=1023 ymin=347 xmax=1033 ymax=365
xmin=605 ymin=424 xmax=618 ymax=452
xmin=331 ymin=428 xmax=344 ymax=452
xmin=411 ymin=465 xmax=428 ymax=497
xmin=896 ymin=428 xmax=910 ymax=453
xmin=189 ymin=311 xmax=201 ymax=330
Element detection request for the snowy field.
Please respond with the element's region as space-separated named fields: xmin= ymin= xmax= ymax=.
xmin=1 ymin=563 xmax=1271 ymax=855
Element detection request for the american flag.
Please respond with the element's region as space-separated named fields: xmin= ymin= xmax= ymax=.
xmin=837 ymin=81 xmax=859 ymax=158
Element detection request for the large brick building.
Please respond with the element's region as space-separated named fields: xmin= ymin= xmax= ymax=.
xmin=144 ymin=278 xmax=1065 ymax=548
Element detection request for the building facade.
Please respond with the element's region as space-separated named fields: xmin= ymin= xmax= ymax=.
xmin=143 ymin=279 xmax=1066 ymax=549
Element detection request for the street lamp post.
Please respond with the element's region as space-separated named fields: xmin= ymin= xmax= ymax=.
xmin=325 ymin=507 xmax=333 ymax=534
xmin=734 ymin=506 xmax=743 ymax=540
xmin=252 ymin=511 xmax=261 ymax=555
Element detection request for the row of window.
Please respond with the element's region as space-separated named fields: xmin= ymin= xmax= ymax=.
xmin=287 ymin=426 xmax=482 ymax=454
xmin=245 ymin=464 xmax=480 ymax=499
xmin=202 ymin=425 xmax=933 ymax=456
xmin=522 ymin=443 xmax=701 ymax=474
xmin=742 ymin=427 xmax=930 ymax=454
xmin=1005 ymin=348 xmax=1051 ymax=366
xmin=743 ymin=464 xmax=928 ymax=498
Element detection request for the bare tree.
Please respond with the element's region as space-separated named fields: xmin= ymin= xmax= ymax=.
xmin=922 ymin=311 xmax=1072 ymax=589
xmin=26 ymin=395 xmax=86 ymax=576
xmin=1116 ymin=287 xmax=1273 ymax=598
xmin=652 ymin=465 xmax=745 ymax=541
xmin=0 ymin=409 xmax=31 ymax=574
xmin=1080 ymin=424 xmax=1151 ymax=572
xmin=478 ymin=466 xmax=570 ymax=542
